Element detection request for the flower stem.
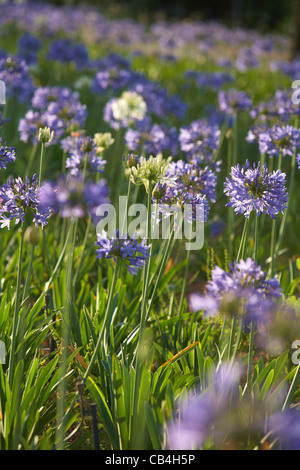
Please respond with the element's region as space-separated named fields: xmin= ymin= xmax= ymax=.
xmin=254 ymin=215 xmax=259 ymax=262
xmin=236 ymin=217 xmax=249 ymax=262
xmin=22 ymin=244 xmax=35 ymax=303
xmin=38 ymin=142 xmax=45 ymax=186
xmin=243 ymin=320 xmax=255 ymax=395
xmin=8 ymin=223 xmax=26 ymax=387
xmin=178 ymin=225 xmax=192 ymax=316
xmin=83 ymin=260 xmax=120 ymax=379
xmin=56 ymin=218 xmax=77 ymax=449
xmin=274 ymin=148 xmax=297 ymax=262
xmin=137 ymin=182 xmax=153 ymax=358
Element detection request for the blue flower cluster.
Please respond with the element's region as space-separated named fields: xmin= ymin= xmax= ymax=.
xmin=0 ymin=139 xmax=16 ymax=170
xmin=189 ymin=258 xmax=282 ymax=326
xmin=61 ymin=135 xmax=107 ymax=176
xmin=224 ymin=160 xmax=288 ymax=219
xmin=95 ymin=229 xmax=150 ymax=276
xmin=47 ymin=39 xmax=91 ymax=70
xmin=39 ymin=174 xmax=110 ymax=224
xmin=0 ymin=55 xmax=34 ymax=103
xmin=18 ymin=86 xmax=87 ymax=145
xmin=0 ymin=174 xmax=51 ymax=229
xmin=125 ymin=123 xmax=179 ymax=156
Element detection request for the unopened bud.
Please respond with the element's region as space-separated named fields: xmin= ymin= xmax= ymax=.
xmin=38 ymin=127 xmax=54 ymax=144
xmin=24 ymin=226 xmax=41 ymax=245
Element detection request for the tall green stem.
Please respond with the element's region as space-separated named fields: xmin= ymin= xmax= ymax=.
xmin=56 ymin=218 xmax=76 ymax=450
xmin=84 ymin=261 xmax=120 ymax=379
xmin=254 ymin=216 xmax=259 ymax=262
xmin=8 ymin=223 xmax=26 ymax=387
xmin=178 ymin=225 xmax=192 ymax=316
xmin=269 ymin=151 xmax=283 ymax=276
xmin=38 ymin=142 xmax=45 ymax=187
xmin=243 ymin=320 xmax=255 ymax=395
xmin=139 ymin=182 xmax=153 ymax=336
xmin=236 ymin=217 xmax=249 ymax=262
xmin=274 ymin=148 xmax=297 ymax=262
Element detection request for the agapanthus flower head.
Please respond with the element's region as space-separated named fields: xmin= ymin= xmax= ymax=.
xmin=38 ymin=126 xmax=54 ymax=144
xmin=91 ymin=67 xmax=141 ymax=95
xmin=151 ymin=181 xmax=210 ymax=224
xmin=269 ymin=409 xmax=300 ymax=450
xmin=0 ymin=138 xmax=16 ymax=170
xmin=125 ymin=123 xmax=179 ymax=156
xmin=257 ymin=125 xmax=300 ymax=159
xmin=166 ymin=160 xmax=217 ymax=203
xmin=130 ymin=79 xmax=188 ymax=120
xmin=39 ymin=174 xmax=109 ymax=223
xmin=104 ymin=90 xmax=148 ymax=130
xmin=167 ymin=362 xmax=242 ymax=450
xmin=185 ymin=70 xmax=234 ymax=90
xmin=251 ymin=90 xmax=300 ymax=124
xmin=0 ymin=55 xmax=34 ymax=103
xmin=224 ymin=159 xmax=288 ymax=219
xmin=130 ymin=154 xmax=175 ymax=192
xmin=19 ymin=86 xmax=87 ymax=145
xmin=179 ymin=119 xmax=221 ymax=167
xmin=218 ymin=89 xmax=252 ymax=115
xmin=47 ymin=38 xmax=91 ymax=70
xmin=0 ymin=174 xmax=51 ymax=229
xmin=62 ymin=135 xmax=107 ymax=177
xmin=93 ymin=132 xmax=115 ymax=153
xmin=18 ymin=32 xmax=41 ymax=66
xmin=236 ymin=47 xmax=259 ymax=72
xmin=207 ymin=258 xmax=282 ymax=298
xmin=189 ymin=258 xmax=282 ymax=326
xmin=95 ymin=229 xmax=150 ymax=275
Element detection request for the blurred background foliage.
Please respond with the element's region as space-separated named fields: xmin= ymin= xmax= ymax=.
xmin=41 ymin=0 xmax=295 ymax=32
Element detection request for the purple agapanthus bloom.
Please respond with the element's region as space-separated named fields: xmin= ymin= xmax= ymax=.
xmin=257 ymin=125 xmax=300 ymax=159
xmin=91 ymin=68 xmax=141 ymax=95
xmin=18 ymin=33 xmax=41 ymax=66
xmin=152 ymin=159 xmax=213 ymax=223
xmin=269 ymin=409 xmax=300 ymax=450
xmin=251 ymin=90 xmax=300 ymax=124
xmin=130 ymin=79 xmax=188 ymax=120
xmin=0 ymin=55 xmax=34 ymax=103
xmin=224 ymin=159 xmax=288 ymax=219
xmin=0 ymin=174 xmax=51 ymax=229
xmin=189 ymin=258 xmax=282 ymax=326
xmin=18 ymin=86 xmax=87 ymax=145
xmin=152 ymin=182 xmax=210 ymax=224
xmin=62 ymin=135 xmax=106 ymax=176
xmin=95 ymin=229 xmax=150 ymax=275
xmin=185 ymin=70 xmax=234 ymax=90
xmin=207 ymin=258 xmax=282 ymax=299
xmin=179 ymin=119 xmax=221 ymax=168
xmin=168 ymin=362 xmax=241 ymax=450
xmin=125 ymin=123 xmax=179 ymax=156
xmin=39 ymin=174 xmax=109 ymax=223
xmin=218 ymin=89 xmax=252 ymax=115
xmin=47 ymin=39 xmax=91 ymax=70
xmin=166 ymin=160 xmax=217 ymax=203
xmin=0 ymin=139 xmax=16 ymax=170
xmin=236 ymin=47 xmax=259 ymax=72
